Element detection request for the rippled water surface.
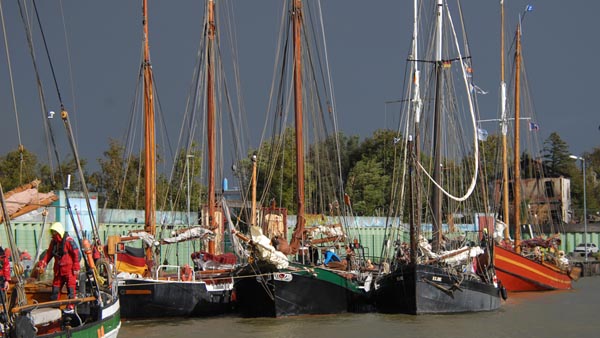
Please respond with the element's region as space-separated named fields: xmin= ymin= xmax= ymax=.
xmin=120 ymin=276 xmax=600 ymax=338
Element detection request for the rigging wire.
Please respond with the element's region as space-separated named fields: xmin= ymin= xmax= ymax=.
xmin=0 ymin=0 xmax=25 ymax=184
xmin=416 ymin=1 xmax=479 ymax=203
xmin=15 ymin=0 xmax=56 ymax=180
xmin=58 ymin=0 xmax=79 ymax=144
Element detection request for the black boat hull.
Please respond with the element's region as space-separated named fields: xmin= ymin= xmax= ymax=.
xmin=234 ymin=263 xmax=370 ymax=317
xmin=373 ymin=264 xmax=501 ymax=314
xmin=117 ymin=278 xmax=233 ymax=318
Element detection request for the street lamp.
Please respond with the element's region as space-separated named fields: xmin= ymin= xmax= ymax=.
xmin=569 ymin=154 xmax=587 ymax=262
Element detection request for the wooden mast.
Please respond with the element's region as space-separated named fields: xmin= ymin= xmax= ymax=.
xmin=206 ymin=0 xmax=217 ymax=255
xmin=500 ymin=0 xmax=510 ymax=240
xmin=513 ymin=22 xmax=522 ymax=253
xmin=431 ymin=0 xmax=444 ymax=252
xmin=142 ymin=0 xmax=157 ymax=264
xmin=289 ymin=0 xmax=305 ymax=255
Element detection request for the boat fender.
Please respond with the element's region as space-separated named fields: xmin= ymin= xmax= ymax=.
xmin=497 ymin=279 xmax=508 ymax=300
xmin=181 ymin=264 xmax=192 ymax=281
xmin=500 ymin=285 xmax=508 ymax=300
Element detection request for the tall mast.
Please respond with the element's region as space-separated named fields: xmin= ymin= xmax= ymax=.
xmin=500 ymin=0 xmax=510 ymax=240
xmin=289 ymin=0 xmax=305 ymax=255
xmin=431 ymin=0 xmax=444 ymax=252
xmin=206 ymin=0 xmax=217 ymax=254
xmin=513 ymin=22 xmax=522 ymax=252
xmin=142 ymin=0 xmax=156 ymax=263
xmin=410 ymin=0 xmax=422 ymax=265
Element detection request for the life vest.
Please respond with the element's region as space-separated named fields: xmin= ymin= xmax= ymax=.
xmin=52 ymin=232 xmax=77 ymax=259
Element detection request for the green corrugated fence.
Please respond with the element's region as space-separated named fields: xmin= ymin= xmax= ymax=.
xmin=3 ymin=222 xmax=598 ymax=267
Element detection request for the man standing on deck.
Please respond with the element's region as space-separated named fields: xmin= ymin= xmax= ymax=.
xmin=36 ymin=222 xmax=80 ymax=312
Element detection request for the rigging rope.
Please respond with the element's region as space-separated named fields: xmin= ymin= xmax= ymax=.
xmin=15 ymin=0 xmax=56 ymax=180
xmin=0 ymin=0 xmax=26 ymax=186
xmin=415 ymin=2 xmax=479 ymax=203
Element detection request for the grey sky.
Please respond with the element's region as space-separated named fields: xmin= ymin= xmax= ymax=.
xmin=1 ymin=0 xmax=598 ymax=173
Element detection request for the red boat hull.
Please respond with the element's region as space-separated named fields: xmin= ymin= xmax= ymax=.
xmin=494 ymin=245 xmax=573 ymax=291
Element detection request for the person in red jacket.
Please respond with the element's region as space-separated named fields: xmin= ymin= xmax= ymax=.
xmin=36 ymin=222 xmax=80 ymax=310
xmin=0 ymin=246 xmax=11 ymax=308
xmin=0 ymin=246 xmax=10 ymax=290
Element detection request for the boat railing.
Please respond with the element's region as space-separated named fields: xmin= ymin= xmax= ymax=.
xmin=154 ymin=264 xmax=194 ymax=282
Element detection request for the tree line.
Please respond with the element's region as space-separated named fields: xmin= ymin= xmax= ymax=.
xmin=1 ymin=130 xmax=598 ymax=221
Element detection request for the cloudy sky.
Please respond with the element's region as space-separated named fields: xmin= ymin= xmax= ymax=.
xmin=1 ymin=0 xmax=598 ymax=173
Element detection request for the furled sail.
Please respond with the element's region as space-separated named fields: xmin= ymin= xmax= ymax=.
xmin=0 ymin=180 xmax=57 ymax=223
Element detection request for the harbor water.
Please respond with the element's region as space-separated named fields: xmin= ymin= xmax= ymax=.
xmin=119 ymin=276 xmax=600 ymax=338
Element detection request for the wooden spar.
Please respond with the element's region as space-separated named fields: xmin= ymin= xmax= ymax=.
xmin=142 ymin=0 xmax=156 ymax=264
xmin=0 ymin=198 xmax=56 ymax=223
xmin=513 ymin=23 xmax=522 ymax=253
xmin=207 ymin=0 xmax=217 ymax=255
xmin=500 ymin=0 xmax=510 ymax=240
xmin=431 ymin=0 xmax=444 ymax=253
xmin=11 ymin=296 xmax=97 ymax=313
xmin=289 ymin=0 xmax=305 ymax=255
xmin=0 ymin=180 xmax=57 ymax=223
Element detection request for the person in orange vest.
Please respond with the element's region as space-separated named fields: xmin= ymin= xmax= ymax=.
xmin=36 ymin=222 xmax=80 ymax=311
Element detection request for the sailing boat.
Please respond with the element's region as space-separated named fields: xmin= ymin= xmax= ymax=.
xmin=372 ymin=0 xmax=502 ymax=314
xmin=1 ymin=183 xmax=121 ymax=338
xmin=0 ymin=1 xmax=120 ymax=334
xmin=109 ymin=0 xmax=235 ymax=319
xmin=491 ymin=3 xmax=579 ymax=291
xmin=232 ymin=0 xmax=373 ymax=317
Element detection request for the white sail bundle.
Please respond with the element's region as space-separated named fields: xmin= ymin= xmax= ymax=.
xmin=249 ymin=226 xmax=289 ymax=269
xmin=0 ymin=180 xmax=57 ymax=222
xmin=161 ymin=227 xmax=215 ymax=244
xmin=441 ymin=246 xmax=484 ymax=266
xmin=305 ymin=223 xmax=345 ymax=239
xmin=128 ymin=231 xmax=160 ymax=247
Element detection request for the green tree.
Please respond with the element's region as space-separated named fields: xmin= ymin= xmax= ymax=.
xmin=585 ymin=147 xmax=600 ymax=216
xmin=351 ymin=129 xmax=399 ymax=176
xmin=0 ymin=147 xmax=40 ymax=190
xmin=345 ymin=157 xmax=389 ymax=215
xmin=255 ymin=128 xmax=298 ymax=213
xmin=89 ymin=139 xmax=142 ymax=209
xmin=43 ymin=155 xmax=89 ymax=192
xmin=570 ymin=148 xmax=600 ymax=221
xmin=542 ymin=132 xmax=574 ymax=177
xmin=479 ymin=133 xmax=502 ymax=184
xmin=161 ymin=144 xmax=204 ymax=212
xmin=342 ymin=129 xmax=402 ymax=216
